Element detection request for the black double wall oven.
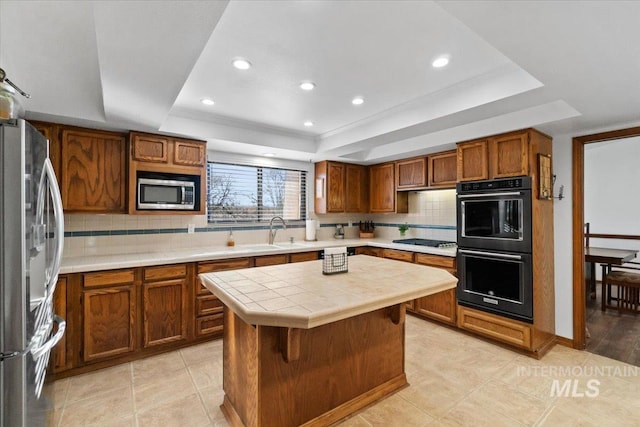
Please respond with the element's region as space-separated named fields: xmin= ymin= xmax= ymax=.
xmin=456 ymin=177 xmax=533 ymax=322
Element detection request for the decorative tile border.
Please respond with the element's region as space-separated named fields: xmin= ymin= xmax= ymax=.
xmin=64 ymin=222 xmax=455 ymax=238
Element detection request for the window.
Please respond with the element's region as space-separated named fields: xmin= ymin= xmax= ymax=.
xmin=206 ymin=162 xmax=306 ymax=223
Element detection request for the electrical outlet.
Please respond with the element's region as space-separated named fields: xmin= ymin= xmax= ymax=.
xmin=187 ymin=223 xmax=195 ymax=234
xmin=348 ymin=221 xmax=352 ymax=227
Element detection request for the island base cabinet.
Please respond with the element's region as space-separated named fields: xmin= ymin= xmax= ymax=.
xmin=414 ymin=288 xmax=456 ymax=326
xmin=221 ymin=306 xmax=408 ymax=427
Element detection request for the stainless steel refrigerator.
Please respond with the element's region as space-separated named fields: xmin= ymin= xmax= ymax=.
xmin=1 ymin=119 xmax=65 ymax=426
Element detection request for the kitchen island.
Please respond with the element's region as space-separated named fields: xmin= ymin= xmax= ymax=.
xmin=199 ymin=255 xmax=457 ymax=427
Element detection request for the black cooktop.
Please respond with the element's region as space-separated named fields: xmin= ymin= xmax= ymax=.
xmin=392 ymin=238 xmax=457 ymax=248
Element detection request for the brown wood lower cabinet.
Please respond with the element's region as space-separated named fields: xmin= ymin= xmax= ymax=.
xmin=142 ymin=264 xmax=189 ymax=348
xmin=457 ymin=305 xmax=532 ymax=350
xmin=414 ymin=288 xmax=456 ymax=325
xmin=82 ymin=284 xmax=136 ymax=363
xmin=142 ymin=279 xmax=188 ymax=348
xmin=355 ymin=246 xmax=383 ymax=257
xmin=51 ymin=277 xmax=68 ymax=373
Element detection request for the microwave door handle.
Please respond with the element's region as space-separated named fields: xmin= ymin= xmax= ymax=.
xmin=458 ymin=249 xmax=522 ymax=260
xmin=458 ymin=191 xmax=523 ymax=199
xmin=44 ymin=158 xmax=64 ymax=294
xmin=181 ymin=186 xmax=186 ymax=204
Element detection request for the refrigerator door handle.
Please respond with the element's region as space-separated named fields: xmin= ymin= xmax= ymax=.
xmin=43 ymin=158 xmax=64 ymax=295
xmin=30 ymin=314 xmax=66 ymax=398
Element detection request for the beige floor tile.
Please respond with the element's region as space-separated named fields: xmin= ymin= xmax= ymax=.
xmin=132 ymin=350 xmax=186 ymax=385
xmin=552 ymin=374 xmax=640 ymax=425
xmin=397 ymin=370 xmax=468 ymax=418
xmin=188 ymin=358 xmax=224 ymax=390
xmin=437 ymin=398 xmax=527 ymax=427
xmin=181 ymin=339 xmax=223 ymax=366
xmin=198 ymin=386 xmax=227 ymax=424
xmin=358 ymin=393 xmax=434 ymax=426
xmin=65 ymin=363 xmax=132 ymax=404
xmin=464 ymin=380 xmax=550 ymax=426
xmin=535 ymin=405 xmax=599 ymax=427
xmin=136 ymin=393 xmax=211 ymax=427
xmin=58 ymin=385 xmax=134 ymax=426
xmin=42 ymin=377 xmax=69 ymax=409
xmin=133 ymin=367 xmax=198 ymax=412
xmin=336 ymin=414 xmax=373 ymax=426
xmin=493 ymin=359 xmax=560 ymax=402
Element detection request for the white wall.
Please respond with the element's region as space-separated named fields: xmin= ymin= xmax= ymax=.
xmin=553 ymin=121 xmax=640 ymax=340
xmin=585 ymin=136 xmax=640 ymax=255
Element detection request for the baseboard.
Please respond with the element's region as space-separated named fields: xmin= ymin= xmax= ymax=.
xmin=555 ymin=335 xmax=574 ymax=348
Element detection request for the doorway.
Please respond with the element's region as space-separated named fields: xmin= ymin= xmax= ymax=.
xmin=572 ymin=126 xmax=640 ymax=352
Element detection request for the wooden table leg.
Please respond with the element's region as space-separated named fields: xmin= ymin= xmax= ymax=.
xmin=590 ymin=262 xmax=597 ymax=299
xmin=601 ymin=264 xmax=609 ymax=311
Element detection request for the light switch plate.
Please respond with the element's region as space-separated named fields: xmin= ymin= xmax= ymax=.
xmin=187 ymin=223 xmax=195 ymax=234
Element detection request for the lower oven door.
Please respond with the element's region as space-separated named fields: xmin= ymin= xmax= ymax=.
xmin=457 ymin=248 xmax=533 ymax=322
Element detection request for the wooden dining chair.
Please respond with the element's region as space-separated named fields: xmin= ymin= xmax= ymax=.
xmin=602 ymin=262 xmax=640 ymax=314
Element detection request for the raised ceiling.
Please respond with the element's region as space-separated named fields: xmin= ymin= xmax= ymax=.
xmin=1 ymin=1 xmax=638 ymax=164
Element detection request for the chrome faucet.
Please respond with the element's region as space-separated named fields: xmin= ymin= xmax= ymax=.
xmin=268 ymin=216 xmax=287 ymax=244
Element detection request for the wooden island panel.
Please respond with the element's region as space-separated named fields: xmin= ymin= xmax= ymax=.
xmin=222 ymin=305 xmax=407 ymax=427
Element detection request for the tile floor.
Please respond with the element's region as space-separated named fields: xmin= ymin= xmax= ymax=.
xmin=44 ymin=316 xmax=640 ymax=426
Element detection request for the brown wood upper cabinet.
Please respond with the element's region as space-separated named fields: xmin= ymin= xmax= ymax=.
xmin=457 ymin=129 xmax=541 ymax=182
xmin=130 ymin=132 xmax=206 ymax=167
xmin=128 ymin=132 xmax=207 ymax=215
xmin=427 ymin=150 xmax=457 ymax=188
xmin=315 ymin=161 xmax=368 ymax=214
xmin=60 ymin=128 xmax=127 ymax=213
xmin=395 ymin=157 xmax=427 ymax=190
xmin=369 ymin=162 xmax=408 ymax=213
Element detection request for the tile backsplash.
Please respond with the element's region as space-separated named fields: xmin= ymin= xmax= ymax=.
xmin=63 ymin=189 xmax=457 ymax=257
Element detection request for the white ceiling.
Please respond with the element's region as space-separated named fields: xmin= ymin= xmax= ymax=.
xmin=1 ymin=1 xmax=638 ymax=164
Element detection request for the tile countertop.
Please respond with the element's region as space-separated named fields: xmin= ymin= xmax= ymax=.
xmin=59 ymin=238 xmax=457 ymax=274
xmin=199 ymin=255 xmax=457 ymax=329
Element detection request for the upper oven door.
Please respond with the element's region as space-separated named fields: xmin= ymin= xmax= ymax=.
xmin=457 ymin=189 xmax=532 ymax=253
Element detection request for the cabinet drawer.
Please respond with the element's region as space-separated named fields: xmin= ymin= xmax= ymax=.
xmin=290 ymin=251 xmax=319 ymax=263
xmin=144 ymin=264 xmax=187 ymax=282
xmin=196 ymin=295 xmax=224 ymax=316
xmin=196 ymin=313 xmax=224 ymax=336
xmin=414 ymin=253 xmax=456 ymax=269
xmin=198 ymin=258 xmax=252 ymax=274
xmin=355 ymin=247 xmax=383 ymax=257
xmin=254 ymin=254 xmax=288 ymax=267
xmin=197 ymin=280 xmax=213 ymax=296
xmin=382 ymin=249 xmax=414 ymax=263
xmin=457 ymin=306 xmax=532 ymax=350
xmin=83 ymin=269 xmax=135 ymax=288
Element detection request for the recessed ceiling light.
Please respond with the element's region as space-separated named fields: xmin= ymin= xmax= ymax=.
xmin=300 ymin=81 xmax=316 ymax=91
xmin=263 ymin=153 xmax=275 ymax=157
xmin=352 ymin=96 xmax=364 ymax=105
xmin=232 ymin=57 xmax=252 ymax=70
xmin=200 ymin=98 xmax=215 ymax=106
xmin=303 ymin=121 xmax=314 ymax=127
xmin=432 ymin=56 xmax=450 ymax=68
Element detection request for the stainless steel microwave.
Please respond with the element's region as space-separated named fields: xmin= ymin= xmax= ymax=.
xmin=137 ymin=177 xmax=196 ymax=210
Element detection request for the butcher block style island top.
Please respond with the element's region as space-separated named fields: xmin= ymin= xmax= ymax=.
xmin=199 ymin=255 xmax=457 ymax=427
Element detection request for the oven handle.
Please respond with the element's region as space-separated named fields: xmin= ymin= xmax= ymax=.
xmin=458 ymin=191 xmax=523 ymax=198
xmin=458 ymin=249 xmax=522 ymax=260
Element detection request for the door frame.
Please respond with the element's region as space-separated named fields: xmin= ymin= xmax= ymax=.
xmin=572 ymin=126 xmax=640 ymax=349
